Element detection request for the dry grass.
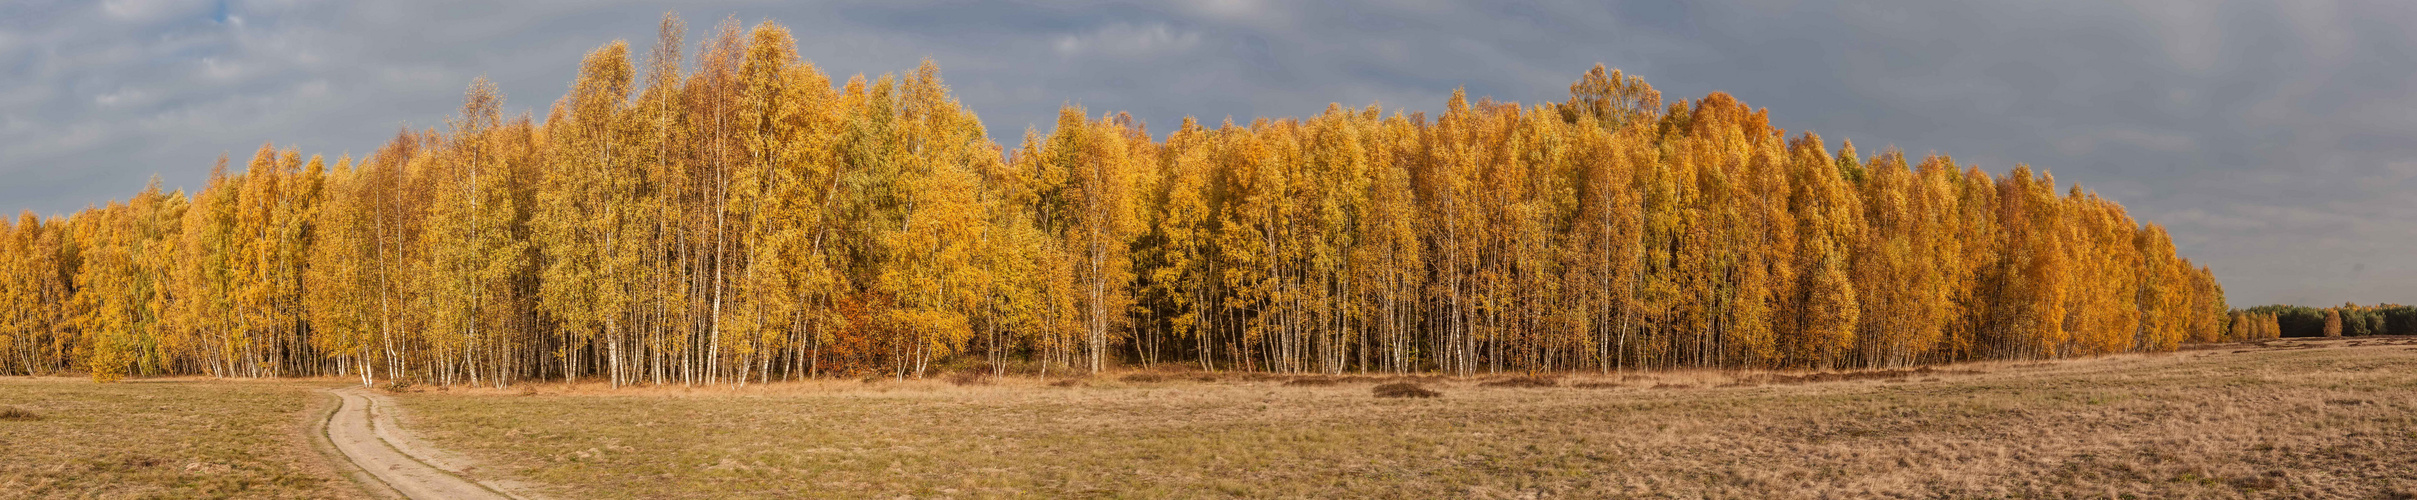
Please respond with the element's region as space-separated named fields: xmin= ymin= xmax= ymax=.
xmin=945 ymin=371 xmax=991 ymax=386
xmin=1281 ymin=377 xmax=1340 ymax=387
xmin=0 ymin=377 xmax=365 ymax=499
xmin=390 ymin=337 xmax=2417 ymax=498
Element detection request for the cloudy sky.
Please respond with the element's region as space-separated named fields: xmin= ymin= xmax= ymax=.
xmin=2 ymin=0 xmax=2410 ymax=307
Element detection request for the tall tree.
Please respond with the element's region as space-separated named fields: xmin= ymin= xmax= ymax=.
xmin=0 ymin=44 xmax=2238 ymax=383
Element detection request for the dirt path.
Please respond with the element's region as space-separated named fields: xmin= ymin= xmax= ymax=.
xmin=321 ymin=387 xmax=519 ymax=500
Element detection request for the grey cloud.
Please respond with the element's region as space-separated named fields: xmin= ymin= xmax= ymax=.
xmin=1 ymin=0 xmax=2411 ymax=307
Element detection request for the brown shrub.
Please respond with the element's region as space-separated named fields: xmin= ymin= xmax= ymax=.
xmin=1571 ymin=382 xmax=1623 ymax=389
xmin=1119 ymin=373 xmax=1167 ymax=383
xmin=1048 ymin=378 xmax=1085 ymax=388
xmin=0 ymin=406 xmax=39 ymax=421
xmin=1652 ymin=383 xmax=1696 ymax=390
xmin=1372 ymin=383 xmax=1440 ymax=398
xmin=1479 ymin=376 xmax=1560 ymax=388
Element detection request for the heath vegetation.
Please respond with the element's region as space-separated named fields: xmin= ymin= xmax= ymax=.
xmin=0 ymin=378 xmax=361 ymax=498
xmin=378 ymin=338 xmax=2416 ymax=498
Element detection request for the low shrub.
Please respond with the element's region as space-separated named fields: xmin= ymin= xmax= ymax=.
xmin=1479 ymin=376 xmax=1559 ymax=388
xmin=1372 ymin=383 xmax=1440 ymax=398
xmin=0 ymin=406 xmax=39 ymax=421
xmin=1283 ymin=377 xmax=1340 ymax=387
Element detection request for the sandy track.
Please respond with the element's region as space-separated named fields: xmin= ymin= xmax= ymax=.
xmin=322 ymin=387 xmax=518 ymax=500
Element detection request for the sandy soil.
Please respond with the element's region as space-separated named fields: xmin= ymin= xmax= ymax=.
xmin=322 ymin=387 xmax=524 ymax=500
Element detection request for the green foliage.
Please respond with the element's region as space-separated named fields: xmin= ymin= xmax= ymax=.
xmin=2240 ymin=304 xmax=2417 ymax=338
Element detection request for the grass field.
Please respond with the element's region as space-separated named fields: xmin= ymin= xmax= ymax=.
xmin=388 ymin=337 xmax=2417 ymax=498
xmin=0 ymin=377 xmax=364 ymax=499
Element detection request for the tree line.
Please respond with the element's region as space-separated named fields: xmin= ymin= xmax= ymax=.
xmin=0 ymin=15 xmax=2232 ymax=386
xmin=2231 ymin=304 xmax=2417 ymax=339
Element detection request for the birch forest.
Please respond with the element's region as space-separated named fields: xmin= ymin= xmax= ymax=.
xmin=0 ymin=16 xmax=2235 ymax=386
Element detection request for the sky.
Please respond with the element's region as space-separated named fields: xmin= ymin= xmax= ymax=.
xmin=1 ymin=0 xmax=2410 ymax=307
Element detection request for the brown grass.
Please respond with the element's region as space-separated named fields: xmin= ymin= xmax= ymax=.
xmin=1745 ymin=365 xmax=1985 ymax=385
xmin=386 ymin=338 xmax=2417 ymax=498
xmin=946 ymin=371 xmax=990 ymax=386
xmin=1372 ymin=382 xmax=1441 ymax=398
xmin=0 ymin=377 xmax=365 ymax=498
xmin=1281 ymin=377 xmax=1340 ymax=387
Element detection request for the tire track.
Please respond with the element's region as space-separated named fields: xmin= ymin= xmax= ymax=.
xmin=321 ymin=387 xmax=518 ymax=500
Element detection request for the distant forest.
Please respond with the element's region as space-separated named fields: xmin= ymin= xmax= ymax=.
xmin=2230 ymin=304 xmax=2417 ymax=338
xmin=2 ymin=14 xmax=2233 ymax=386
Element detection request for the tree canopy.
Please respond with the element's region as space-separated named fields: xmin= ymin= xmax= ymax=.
xmin=0 ymin=16 xmax=2236 ymax=384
